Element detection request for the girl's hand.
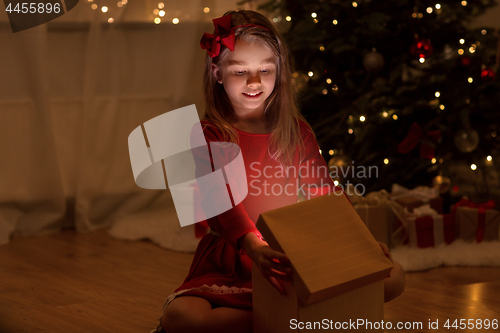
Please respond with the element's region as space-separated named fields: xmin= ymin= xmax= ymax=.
xmin=238 ymin=232 xmax=292 ymax=295
xmin=378 ymin=241 xmax=393 ymax=262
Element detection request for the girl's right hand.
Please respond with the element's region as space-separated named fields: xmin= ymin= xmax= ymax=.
xmin=238 ymin=232 xmax=292 ymax=295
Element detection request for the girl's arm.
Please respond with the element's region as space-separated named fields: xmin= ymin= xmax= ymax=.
xmin=238 ymin=232 xmax=292 ymax=295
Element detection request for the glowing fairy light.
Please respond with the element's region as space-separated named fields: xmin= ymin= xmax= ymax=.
xmin=326 ymin=78 xmax=332 ymax=84
xmin=332 ymin=19 xmax=338 ymax=25
xmin=204 ymin=7 xmax=210 ymax=13
xmin=101 ymin=5 xmax=108 ymax=12
xmin=158 ymin=2 xmax=164 ymax=9
xmin=435 ymin=91 xmax=440 ymax=97
xmin=431 ymin=158 xmax=437 ymax=164
xmin=172 ymin=18 xmax=179 ymax=24
xmin=360 ymin=116 xmax=366 ymax=122
xmin=154 ymin=17 xmax=161 ymax=24
xmin=384 ymin=158 xmax=389 ymax=164
xmin=471 ymin=164 xmax=477 ymax=170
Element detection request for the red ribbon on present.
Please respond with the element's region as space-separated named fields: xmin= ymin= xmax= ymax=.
xmin=452 ymin=198 xmax=496 ymax=243
xmin=397 ymin=122 xmax=441 ymax=160
xmin=200 ymin=15 xmax=236 ymax=58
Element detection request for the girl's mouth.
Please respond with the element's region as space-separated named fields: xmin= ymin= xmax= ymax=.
xmin=243 ymin=91 xmax=263 ymax=98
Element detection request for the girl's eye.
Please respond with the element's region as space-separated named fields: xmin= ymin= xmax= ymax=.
xmin=260 ymin=69 xmax=268 ymax=73
xmin=234 ymin=71 xmax=246 ymax=75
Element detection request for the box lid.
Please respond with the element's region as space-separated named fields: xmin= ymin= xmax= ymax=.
xmin=256 ymin=192 xmax=393 ymax=305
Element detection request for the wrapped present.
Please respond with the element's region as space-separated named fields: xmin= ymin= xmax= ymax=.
xmin=348 ymin=188 xmax=405 ymax=248
xmin=391 ymin=184 xmax=443 ymax=213
xmin=407 ymin=205 xmax=455 ymax=248
xmin=453 ymin=199 xmax=499 ymax=243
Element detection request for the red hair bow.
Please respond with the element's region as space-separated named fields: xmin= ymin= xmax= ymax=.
xmin=200 ymin=15 xmax=235 ymax=58
xmin=397 ymin=122 xmax=441 ymax=160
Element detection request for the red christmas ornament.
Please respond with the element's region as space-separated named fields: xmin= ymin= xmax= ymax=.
xmin=410 ymin=37 xmax=434 ymax=60
xmin=481 ymin=67 xmax=496 ymax=81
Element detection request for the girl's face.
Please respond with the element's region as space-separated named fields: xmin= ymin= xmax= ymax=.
xmin=213 ymin=39 xmax=277 ymax=119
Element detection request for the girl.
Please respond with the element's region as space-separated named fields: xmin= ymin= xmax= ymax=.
xmin=154 ymin=10 xmax=404 ymax=333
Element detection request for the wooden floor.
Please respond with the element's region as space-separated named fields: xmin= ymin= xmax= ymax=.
xmin=0 ymin=230 xmax=499 ymax=333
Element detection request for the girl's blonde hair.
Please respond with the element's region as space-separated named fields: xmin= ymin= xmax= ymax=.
xmin=202 ymin=10 xmax=308 ymax=165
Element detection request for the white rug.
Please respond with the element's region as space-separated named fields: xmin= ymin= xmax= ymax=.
xmin=391 ymin=240 xmax=500 ymax=272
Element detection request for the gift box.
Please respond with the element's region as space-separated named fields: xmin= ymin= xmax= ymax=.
xmin=391 ymin=184 xmax=443 ymax=213
xmin=453 ymin=199 xmax=500 ymax=243
xmin=407 ymin=213 xmax=455 ymax=248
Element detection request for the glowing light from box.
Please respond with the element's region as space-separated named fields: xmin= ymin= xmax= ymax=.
xmin=158 ymin=2 xmax=164 ymax=9
xmin=101 ymin=5 xmax=108 ymax=12
xmin=431 ymin=158 xmax=437 ymax=164
xmin=204 ymin=7 xmax=210 ymax=13
xmin=173 ymin=18 xmax=179 ymax=24
xmin=384 ymin=158 xmax=389 ymax=164
xmin=471 ymin=164 xmax=477 ymax=170
xmin=360 ymin=116 xmax=366 ymax=122
xmin=332 ymin=19 xmax=338 ymax=25
xmin=154 ymin=17 xmax=161 ymax=24
xmin=468 ymin=77 xmax=473 ymax=83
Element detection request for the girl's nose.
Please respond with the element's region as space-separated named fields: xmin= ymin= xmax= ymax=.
xmin=247 ymin=73 xmax=261 ymax=87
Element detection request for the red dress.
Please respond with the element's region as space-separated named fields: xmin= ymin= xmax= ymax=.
xmin=163 ymin=120 xmax=335 ymax=311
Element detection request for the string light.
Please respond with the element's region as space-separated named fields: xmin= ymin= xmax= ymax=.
xmin=158 ymin=2 xmax=164 ymax=9
xmin=471 ymin=164 xmax=477 ymax=170
xmin=319 ymin=46 xmax=325 ymax=51
xmin=392 ymin=114 xmax=398 ymax=120
xmin=458 ymin=49 xmax=464 ymax=55
xmin=334 ymin=180 xmax=339 ymax=186
xmin=117 ymin=2 xmax=123 ymax=8
xmin=326 ymin=78 xmax=332 ymax=84
xmin=459 ymin=39 xmax=465 ymax=44
xmin=159 ymin=10 xmax=165 ymax=17
xmin=426 ymin=7 xmax=433 ymax=13
xmin=286 ymin=16 xmax=292 ymax=21
xmin=360 ymin=116 xmax=366 ymax=122
xmin=172 ymin=18 xmax=179 ymax=24
xmin=435 ymin=4 xmax=441 ymax=9
xmin=332 ymin=19 xmax=338 ymax=25
xmin=468 ymin=77 xmax=473 ymax=83
xmin=469 ymin=46 xmax=476 ymax=53
xmin=352 ymin=2 xmax=358 ymax=7
xmin=313 ymin=19 xmax=318 ymax=24
xmin=154 ymin=17 xmax=161 ymax=24
xmin=122 ymin=0 xmax=127 ymax=4
xmin=203 ymin=7 xmax=210 ymax=13
xmin=308 ymin=71 xmax=314 ymax=77
xmin=108 ymin=17 xmax=114 ymax=23
xmin=348 ymin=115 xmax=353 ymax=120
xmin=153 ymin=9 xmax=159 ymax=15
xmin=329 ymin=150 xmax=334 ymax=155
xmin=419 ymin=57 xmax=426 ymax=63
xmin=101 ymin=6 xmax=108 ymax=12
xmin=492 ymin=131 xmax=497 ymax=138
xmin=461 ymin=0 xmax=467 ymax=6
xmin=91 ymin=4 xmax=97 ymax=9
xmin=431 ymin=158 xmax=437 ymax=164
xmin=481 ymin=30 xmax=487 ymax=35
xmin=384 ymin=158 xmax=389 ymax=164
xmin=348 ymin=128 xmax=354 ymax=134
xmin=322 ymin=89 xmax=328 ymax=95
xmin=487 ymin=155 xmax=493 ymax=162
xmin=332 ymin=85 xmax=338 ymax=91
xmin=319 ymin=149 xmax=322 ymax=155
xmin=439 ymin=104 xmax=445 ymax=110
xmin=311 ymin=12 xmax=317 ymax=18
xmin=435 ymin=91 xmax=440 ymax=97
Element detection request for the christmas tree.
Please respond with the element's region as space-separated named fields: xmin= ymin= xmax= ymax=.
xmin=251 ymin=0 xmax=500 ymax=198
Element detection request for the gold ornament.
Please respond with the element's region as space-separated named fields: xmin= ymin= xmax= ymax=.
xmin=432 ymin=175 xmax=451 ymax=194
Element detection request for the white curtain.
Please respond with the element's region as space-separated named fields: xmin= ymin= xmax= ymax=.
xmin=0 ymin=0 xmax=259 ymax=250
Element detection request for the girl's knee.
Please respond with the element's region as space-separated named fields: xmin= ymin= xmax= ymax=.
xmin=384 ymin=260 xmax=406 ymax=303
xmin=161 ymin=297 xmax=211 ymax=333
